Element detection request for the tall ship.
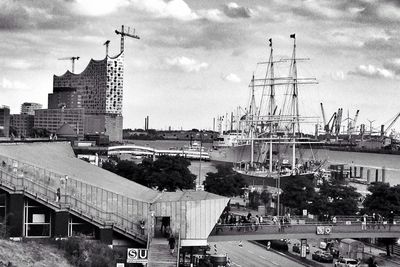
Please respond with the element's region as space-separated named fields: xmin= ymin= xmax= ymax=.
xmin=210 ymin=34 xmax=323 ymax=186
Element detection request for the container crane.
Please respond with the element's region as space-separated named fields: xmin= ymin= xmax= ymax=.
xmin=58 ymin=56 xmax=80 ymax=73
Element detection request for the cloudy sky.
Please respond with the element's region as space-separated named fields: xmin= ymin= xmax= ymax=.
xmin=1 ymin=0 xmax=400 ymax=132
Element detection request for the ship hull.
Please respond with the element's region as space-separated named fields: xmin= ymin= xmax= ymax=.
xmin=241 ymin=172 xmax=315 ymax=188
xmin=209 ymin=143 xmax=267 ymax=164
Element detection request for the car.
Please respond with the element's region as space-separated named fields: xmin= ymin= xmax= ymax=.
xmin=311 ymin=250 xmax=334 ymax=263
xmin=292 ymin=243 xmax=310 ymax=254
xmin=334 ymin=258 xmax=359 ymax=267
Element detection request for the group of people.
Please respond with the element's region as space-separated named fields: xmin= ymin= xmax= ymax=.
xmin=361 ymin=211 xmax=395 ymax=230
xmin=216 ymin=212 xmax=265 ymax=233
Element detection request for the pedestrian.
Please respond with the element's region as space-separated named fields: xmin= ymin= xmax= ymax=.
xmin=238 ymin=240 xmax=243 ymax=247
xmin=168 ymin=234 xmax=176 ymax=255
xmin=247 ymin=212 xmax=252 ymax=221
xmin=332 ymin=216 xmax=337 ymax=225
xmin=140 ymin=220 xmax=145 ymax=235
xmin=362 ymin=214 xmax=367 ymax=230
xmin=56 ymin=187 xmax=61 ymax=202
xmin=388 ymin=211 xmax=394 ymax=229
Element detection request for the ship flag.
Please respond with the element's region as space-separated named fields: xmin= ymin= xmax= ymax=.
xmin=269 ymin=38 xmax=272 ymax=47
xmin=290 ymin=33 xmax=296 ymax=39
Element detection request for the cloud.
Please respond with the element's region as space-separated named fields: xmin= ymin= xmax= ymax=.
xmin=348 ymin=64 xmax=394 ymax=79
xmin=223 ymin=2 xmax=252 ymax=18
xmin=0 ymin=0 xmax=86 ymax=31
xmin=72 ymin=0 xmax=129 ymax=16
xmin=2 ymin=59 xmax=33 ymax=70
xmin=222 ymin=73 xmax=241 ymax=83
xmin=330 ymin=71 xmax=346 ymax=81
xmin=1 ymin=78 xmax=28 ymax=90
xmin=164 ymin=56 xmax=208 ymax=72
xmin=383 ymin=58 xmax=400 ymax=75
xmin=131 ymin=0 xmax=199 ymax=21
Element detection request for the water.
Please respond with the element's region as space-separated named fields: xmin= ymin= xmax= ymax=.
xmin=124 ymin=140 xmax=400 ymax=185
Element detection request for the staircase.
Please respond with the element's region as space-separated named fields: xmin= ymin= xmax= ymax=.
xmin=148 ymin=238 xmax=177 ymax=267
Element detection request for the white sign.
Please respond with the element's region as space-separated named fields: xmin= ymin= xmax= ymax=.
xmin=127 ymin=248 xmax=148 ymax=263
xmin=32 ymin=214 xmax=45 ymax=223
xmin=116 ymin=264 xmax=125 ymax=267
xmin=316 ymin=226 xmax=332 ymax=235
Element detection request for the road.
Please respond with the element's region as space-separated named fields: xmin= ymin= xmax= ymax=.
xmin=209 ymin=241 xmax=304 ymax=267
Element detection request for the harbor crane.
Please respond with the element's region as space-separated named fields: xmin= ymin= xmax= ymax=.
xmin=383 ymin=112 xmax=400 ymax=137
xmin=115 ymin=25 xmax=140 ymax=53
xmin=58 ymin=56 xmax=80 ymax=73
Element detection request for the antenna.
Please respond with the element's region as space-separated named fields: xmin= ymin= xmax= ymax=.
xmin=58 ymin=56 xmax=80 ymax=73
xmin=115 ymin=25 xmax=140 ymax=53
xmin=103 ymin=40 xmax=110 ymax=57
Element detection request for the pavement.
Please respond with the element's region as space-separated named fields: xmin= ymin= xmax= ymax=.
xmin=209 ymin=240 xmax=305 ymax=267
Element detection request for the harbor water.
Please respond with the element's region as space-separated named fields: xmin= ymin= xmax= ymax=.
xmin=125 ymin=140 xmax=400 ymax=186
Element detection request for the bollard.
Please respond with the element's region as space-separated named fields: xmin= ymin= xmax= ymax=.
xmin=375 ymin=169 xmax=379 ymax=182
xmin=360 ymin=167 xmax=363 ymax=179
xmin=367 ymin=169 xmax=370 ymax=184
xmin=350 ymin=167 xmax=353 ymax=178
xmin=382 ymin=167 xmax=386 ymax=183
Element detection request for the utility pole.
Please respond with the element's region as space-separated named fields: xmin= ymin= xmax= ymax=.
xmin=115 ymin=25 xmax=140 ymax=53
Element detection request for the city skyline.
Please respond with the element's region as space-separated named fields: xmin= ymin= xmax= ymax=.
xmin=1 ymin=0 xmax=400 ymax=132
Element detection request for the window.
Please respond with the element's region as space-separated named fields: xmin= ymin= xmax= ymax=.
xmin=24 ymin=199 xmax=51 ymax=237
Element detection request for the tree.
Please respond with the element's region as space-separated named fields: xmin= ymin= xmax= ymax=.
xmin=203 ymin=165 xmax=247 ymax=197
xmin=363 ymin=182 xmax=400 ymax=217
xmin=311 ymin=176 xmax=360 ymax=217
xmin=363 ymin=182 xmax=400 ymax=256
xmin=260 ymin=190 xmax=272 ymax=211
xmin=101 ymin=156 xmax=196 ymax=192
xmin=280 ymin=176 xmax=316 ymax=215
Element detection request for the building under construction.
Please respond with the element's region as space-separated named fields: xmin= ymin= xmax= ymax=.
xmin=34 ymin=26 xmax=138 ymax=142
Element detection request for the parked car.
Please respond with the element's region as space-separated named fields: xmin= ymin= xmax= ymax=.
xmin=311 ymin=250 xmax=334 ymax=263
xmin=334 ymin=258 xmax=359 ymax=267
xmin=292 ymin=243 xmax=310 ymax=254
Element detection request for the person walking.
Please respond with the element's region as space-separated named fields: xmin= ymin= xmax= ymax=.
xmin=168 ymin=235 xmax=176 ymax=255
xmin=56 ymin=187 xmax=61 ymax=202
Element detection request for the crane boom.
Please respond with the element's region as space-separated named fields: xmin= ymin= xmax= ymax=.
xmin=58 ymin=56 xmax=80 ymax=73
xmin=384 ymin=112 xmax=400 ymax=135
xmin=320 ymin=103 xmax=327 ymax=132
xmin=115 ymin=25 xmax=140 ymax=53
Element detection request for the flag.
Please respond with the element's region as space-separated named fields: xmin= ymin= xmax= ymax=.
xmin=269 ymin=38 xmax=272 ymax=47
xmin=290 ymin=33 xmax=296 ymax=39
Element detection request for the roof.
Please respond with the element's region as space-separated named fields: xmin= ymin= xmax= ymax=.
xmin=0 ymin=142 xmax=227 ymax=204
xmin=156 ymin=190 xmax=226 ymax=203
xmin=56 ymin=123 xmax=76 ymax=136
xmin=340 ymin=239 xmax=363 ymax=245
xmin=0 ymin=142 xmax=159 ymax=202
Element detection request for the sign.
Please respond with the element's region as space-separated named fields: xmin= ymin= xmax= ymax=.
xmin=116 ymin=264 xmax=125 ymax=267
xmin=127 ymin=248 xmax=148 ymax=263
xmin=316 ymin=226 xmax=332 ymax=235
xmin=302 ymin=209 xmax=308 ymax=216
xmin=300 ymin=239 xmax=307 ymax=258
xmin=32 ymin=214 xmax=45 ymax=223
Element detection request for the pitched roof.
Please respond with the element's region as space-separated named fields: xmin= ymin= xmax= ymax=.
xmin=0 ymin=142 xmax=159 ymax=202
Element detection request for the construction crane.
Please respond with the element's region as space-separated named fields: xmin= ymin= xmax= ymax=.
xmin=58 ymin=56 xmax=80 ymax=73
xmin=115 ymin=25 xmax=140 ymax=53
xmin=103 ymin=40 xmax=110 ymax=57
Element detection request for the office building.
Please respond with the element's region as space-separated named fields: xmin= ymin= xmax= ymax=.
xmin=21 ymin=102 xmax=42 ymax=115
xmin=10 ymin=114 xmax=34 ymax=137
xmin=0 ymin=106 xmax=10 ymax=137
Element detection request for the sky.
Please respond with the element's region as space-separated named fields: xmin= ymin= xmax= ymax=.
xmin=1 ymin=0 xmax=400 ymax=133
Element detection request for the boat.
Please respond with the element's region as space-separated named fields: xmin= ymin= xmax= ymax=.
xmin=211 ymin=34 xmax=323 ymax=185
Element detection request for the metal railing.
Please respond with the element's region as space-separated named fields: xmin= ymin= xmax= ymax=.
xmin=0 ymin=155 xmax=149 ymax=242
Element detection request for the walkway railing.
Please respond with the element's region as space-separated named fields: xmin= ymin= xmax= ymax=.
xmin=0 ymin=155 xmax=149 ymax=242
xmin=209 ymin=221 xmax=400 ymax=241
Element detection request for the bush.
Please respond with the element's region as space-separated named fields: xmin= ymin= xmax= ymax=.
xmin=61 ymin=237 xmax=116 ymax=267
